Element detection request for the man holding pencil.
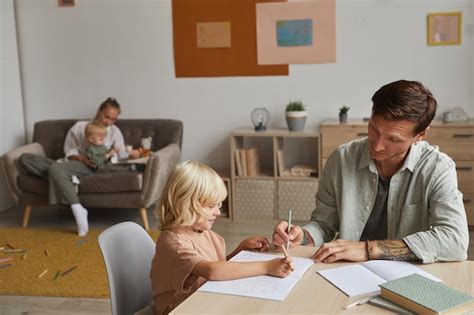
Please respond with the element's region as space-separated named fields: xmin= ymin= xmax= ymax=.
xmin=272 ymin=80 xmax=469 ymax=264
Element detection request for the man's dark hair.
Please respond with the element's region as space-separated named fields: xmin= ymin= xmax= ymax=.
xmin=371 ymin=80 xmax=437 ymax=134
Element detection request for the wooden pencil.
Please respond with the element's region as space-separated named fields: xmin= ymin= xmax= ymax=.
xmin=280 ymin=244 xmax=295 ymax=271
xmin=61 ymin=265 xmax=78 ymax=277
xmin=38 ymin=269 xmax=48 ymax=279
xmin=4 ymin=249 xmax=27 ymax=254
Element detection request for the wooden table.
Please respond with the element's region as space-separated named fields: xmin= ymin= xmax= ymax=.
xmin=171 ymin=246 xmax=474 ymax=314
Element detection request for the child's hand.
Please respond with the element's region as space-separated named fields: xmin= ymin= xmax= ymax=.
xmin=239 ymin=236 xmax=270 ymax=252
xmin=266 ymin=257 xmax=294 ymax=278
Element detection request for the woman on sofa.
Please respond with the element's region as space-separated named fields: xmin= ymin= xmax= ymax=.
xmin=19 ymin=97 xmax=139 ymax=236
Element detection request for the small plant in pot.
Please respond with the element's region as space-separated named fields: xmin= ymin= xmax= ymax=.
xmin=285 ymin=100 xmax=307 ymax=131
xmin=339 ymin=106 xmax=350 ymax=123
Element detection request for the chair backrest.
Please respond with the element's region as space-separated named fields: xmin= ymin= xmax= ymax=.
xmin=98 ymin=221 xmax=156 ymax=315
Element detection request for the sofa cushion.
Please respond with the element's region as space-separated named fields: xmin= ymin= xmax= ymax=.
xmin=79 ymin=172 xmax=143 ymax=193
xmin=18 ymin=172 xmax=143 ymax=195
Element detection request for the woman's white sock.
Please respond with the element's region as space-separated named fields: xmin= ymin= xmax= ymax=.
xmin=71 ymin=203 xmax=89 ymax=236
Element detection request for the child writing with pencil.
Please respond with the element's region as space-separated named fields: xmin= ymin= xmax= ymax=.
xmin=150 ymin=161 xmax=293 ymax=314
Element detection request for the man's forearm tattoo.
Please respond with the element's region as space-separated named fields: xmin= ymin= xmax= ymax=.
xmin=375 ymin=240 xmax=418 ymax=261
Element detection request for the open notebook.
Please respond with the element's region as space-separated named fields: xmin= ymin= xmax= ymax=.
xmin=318 ymin=260 xmax=442 ymax=297
xmin=198 ymin=250 xmax=314 ymax=301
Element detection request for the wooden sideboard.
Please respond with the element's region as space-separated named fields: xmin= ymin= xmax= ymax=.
xmin=320 ymin=119 xmax=474 ymax=227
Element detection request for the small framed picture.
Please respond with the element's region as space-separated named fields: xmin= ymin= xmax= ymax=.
xmin=427 ymin=12 xmax=462 ymax=46
xmin=58 ymin=0 xmax=75 ymax=7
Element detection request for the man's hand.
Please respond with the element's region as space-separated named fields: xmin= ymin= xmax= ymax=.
xmin=312 ymin=239 xmax=367 ymax=263
xmin=68 ymin=154 xmax=96 ymax=169
xmin=272 ymin=221 xmax=304 ymax=249
xmin=238 ymin=236 xmax=270 ymax=252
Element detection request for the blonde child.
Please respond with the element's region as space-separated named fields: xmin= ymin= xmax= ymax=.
xmin=150 ymin=161 xmax=293 ymax=314
xmin=84 ymin=122 xmax=117 ymax=169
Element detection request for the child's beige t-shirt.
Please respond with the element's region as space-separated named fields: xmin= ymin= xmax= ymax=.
xmin=150 ymin=228 xmax=226 ymax=315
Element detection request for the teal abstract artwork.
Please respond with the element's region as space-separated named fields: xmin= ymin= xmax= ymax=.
xmin=276 ymin=19 xmax=313 ymax=47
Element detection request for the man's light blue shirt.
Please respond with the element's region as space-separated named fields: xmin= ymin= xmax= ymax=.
xmin=303 ymin=138 xmax=469 ymax=263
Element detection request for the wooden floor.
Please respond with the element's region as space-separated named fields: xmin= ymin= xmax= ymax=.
xmin=0 ymin=205 xmax=472 ymax=314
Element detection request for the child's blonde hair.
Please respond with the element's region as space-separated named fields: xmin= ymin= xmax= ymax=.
xmin=85 ymin=121 xmax=106 ymax=138
xmin=158 ymin=161 xmax=227 ymax=230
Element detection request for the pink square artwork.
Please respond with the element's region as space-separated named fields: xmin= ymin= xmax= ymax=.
xmin=196 ymin=22 xmax=232 ymax=48
xmin=256 ymin=0 xmax=336 ymax=65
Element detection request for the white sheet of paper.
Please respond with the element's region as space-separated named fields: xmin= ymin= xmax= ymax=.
xmin=198 ymin=250 xmax=313 ymax=301
xmin=318 ymin=260 xmax=442 ymax=297
xmin=318 ymin=265 xmax=385 ymax=297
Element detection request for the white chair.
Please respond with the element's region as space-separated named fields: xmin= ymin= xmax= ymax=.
xmin=98 ymin=221 xmax=156 ymax=315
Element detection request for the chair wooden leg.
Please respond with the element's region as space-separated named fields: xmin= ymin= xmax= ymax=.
xmin=139 ymin=207 xmax=150 ymax=231
xmin=22 ymin=205 xmax=32 ymax=228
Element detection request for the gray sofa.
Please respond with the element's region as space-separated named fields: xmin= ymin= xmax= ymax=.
xmin=1 ymin=119 xmax=183 ymax=230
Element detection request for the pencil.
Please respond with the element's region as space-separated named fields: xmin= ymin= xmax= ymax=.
xmin=38 ymin=269 xmax=48 ymax=279
xmin=4 ymin=249 xmax=27 ymax=254
xmin=61 ymin=265 xmax=78 ymax=277
xmin=280 ymin=244 xmax=295 ymax=271
xmin=286 ymin=209 xmax=292 ymax=252
xmin=0 ymin=258 xmax=13 ymax=263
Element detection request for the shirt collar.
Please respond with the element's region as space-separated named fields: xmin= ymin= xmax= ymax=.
xmin=358 ymin=138 xmax=422 ymax=174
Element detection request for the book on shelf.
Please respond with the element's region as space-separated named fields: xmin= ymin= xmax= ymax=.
xmin=277 ymin=150 xmax=285 ymax=176
xmin=198 ymin=250 xmax=313 ymax=301
xmin=246 ymin=147 xmax=260 ymax=176
xmin=318 ymin=260 xmax=441 ymax=297
xmin=239 ymin=149 xmax=248 ymax=176
xmin=379 ymin=273 xmax=474 ymax=315
xmin=234 ymin=148 xmax=260 ymax=177
xmin=234 ymin=150 xmax=242 ymax=176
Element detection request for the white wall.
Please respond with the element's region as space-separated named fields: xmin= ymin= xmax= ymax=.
xmin=1 ymin=0 xmax=25 ymax=211
xmin=12 ymin=0 xmax=474 ymax=175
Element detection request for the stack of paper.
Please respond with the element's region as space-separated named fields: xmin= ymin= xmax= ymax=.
xmin=198 ymin=250 xmax=314 ymax=301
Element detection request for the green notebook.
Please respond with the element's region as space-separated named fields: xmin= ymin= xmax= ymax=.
xmin=379 ymin=274 xmax=474 ymax=314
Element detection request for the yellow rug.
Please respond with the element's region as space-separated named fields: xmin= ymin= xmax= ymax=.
xmin=0 ymin=227 xmax=159 ymax=298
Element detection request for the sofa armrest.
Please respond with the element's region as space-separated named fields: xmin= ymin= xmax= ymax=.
xmin=140 ymin=143 xmax=181 ymax=208
xmin=1 ymin=143 xmax=46 ymax=202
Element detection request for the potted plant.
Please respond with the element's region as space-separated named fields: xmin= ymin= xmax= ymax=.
xmin=339 ymin=106 xmax=350 ymax=123
xmin=285 ymin=101 xmax=307 ymax=131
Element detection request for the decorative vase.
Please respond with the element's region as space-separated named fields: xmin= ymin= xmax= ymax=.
xmin=286 ymin=111 xmax=307 ymax=131
xmin=339 ymin=113 xmax=348 ymax=123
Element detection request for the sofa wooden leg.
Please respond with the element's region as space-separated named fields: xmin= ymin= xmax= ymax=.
xmin=139 ymin=207 xmax=150 ymax=231
xmin=22 ymin=205 xmax=32 ymax=228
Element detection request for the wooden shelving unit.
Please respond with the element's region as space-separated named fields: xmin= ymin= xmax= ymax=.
xmin=230 ymin=128 xmax=319 ymax=221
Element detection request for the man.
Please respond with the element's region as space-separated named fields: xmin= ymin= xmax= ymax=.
xmin=19 ymin=97 xmax=140 ymax=236
xmin=273 ymin=80 xmax=469 ymax=263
